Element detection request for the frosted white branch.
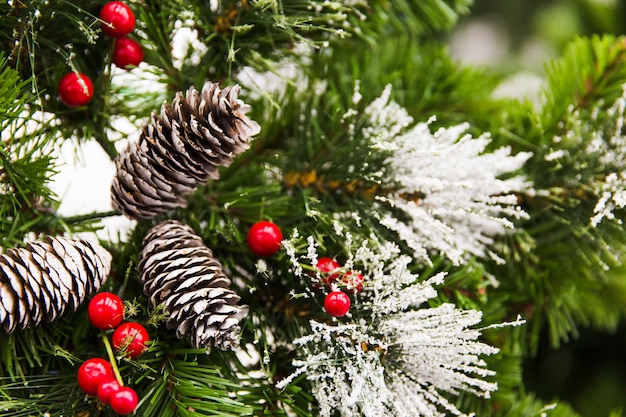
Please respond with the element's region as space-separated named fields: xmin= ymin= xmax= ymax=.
xmin=585 ymin=85 xmax=626 ymax=227
xmin=362 ymin=85 xmax=532 ymax=265
xmin=278 ymin=233 xmax=507 ymax=416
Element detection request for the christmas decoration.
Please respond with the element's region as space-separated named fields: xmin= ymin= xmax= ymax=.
xmin=0 ymin=236 xmax=112 ymax=333
xmin=340 ymin=271 xmax=364 ymax=293
xmin=323 ymin=290 xmax=351 ymax=317
xmin=111 ymin=81 xmax=261 ymax=219
xmin=100 ymin=1 xmax=135 ymax=38
xmin=315 ymin=257 xmax=341 ymax=283
xmin=57 ymin=72 xmax=94 ymax=107
xmin=279 ymin=232 xmax=524 ymax=416
xmin=88 ymin=291 xmax=125 ymax=330
xmin=110 ymin=386 xmax=139 ymax=415
xmin=97 ymin=378 xmax=122 ymax=405
xmin=247 ymin=220 xmax=283 ymax=257
xmin=112 ymin=37 xmax=143 ymax=70
xmin=5 ymin=1 xmax=626 ymax=416
xmin=77 ymin=358 xmax=114 ymax=396
xmin=112 ymin=321 xmax=150 ymax=359
xmin=139 ymin=220 xmax=248 ymax=350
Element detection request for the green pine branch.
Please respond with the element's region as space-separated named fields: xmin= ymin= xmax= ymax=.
xmin=488 ymin=35 xmax=626 ymax=353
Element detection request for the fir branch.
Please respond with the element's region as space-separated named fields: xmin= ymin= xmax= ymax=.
xmin=370 ymin=0 xmax=472 ymax=36
xmin=487 ymin=35 xmax=626 ymax=351
xmin=138 ymin=348 xmax=253 ymax=416
xmin=0 ymin=374 xmax=92 ymax=417
xmin=542 ymin=35 xmax=626 ymax=134
xmin=0 ymin=54 xmax=62 ymax=247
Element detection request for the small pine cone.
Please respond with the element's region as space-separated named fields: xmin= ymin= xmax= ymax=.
xmin=111 ymin=81 xmax=261 ymax=219
xmin=0 ymin=236 xmax=112 ymax=333
xmin=139 ymin=220 xmax=247 ymax=350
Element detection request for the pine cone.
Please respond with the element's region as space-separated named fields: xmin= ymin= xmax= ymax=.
xmin=111 ymin=81 xmax=261 ymax=219
xmin=139 ymin=220 xmax=247 ymax=350
xmin=0 ymin=236 xmax=112 ymax=333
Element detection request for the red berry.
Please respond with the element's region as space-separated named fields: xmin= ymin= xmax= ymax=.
xmin=247 ymin=221 xmax=283 ymax=257
xmin=112 ymin=37 xmax=143 ymax=69
xmin=57 ymin=72 xmax=93 ymax=107
xmin=341 ymin=271 xmax=364 ymax=293
xmin=88 ymin=292 xmax=125 ymax=330
xmin=97 ymin=377 xmax=121 ymax=405
xmin=100 ymin=1 xmax=135 ymax=38
xmin=112 ymin=322 xmax=150 ymax=359
xmin=77 ymin=358 xmax=113 ymax=395
xmin=315 ymin=257 xmax=341 ymax=283
xmin=110 ymin=386 xmax=139 ymax=415
xmin=324 ymin=291 xmax=351 ymax=317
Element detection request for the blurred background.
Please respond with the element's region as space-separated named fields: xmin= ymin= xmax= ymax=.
xmin=449 ymin=1 xmax=626 ymax=416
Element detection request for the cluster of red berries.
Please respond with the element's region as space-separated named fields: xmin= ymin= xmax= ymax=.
xmin=77 ymin=292 xmax=150 ymax=415
xmin=101 ymin=1 xmax=143 ymax=70
xmin=57 ymin=1 xmax=143 ymax=108
xmin=246 ymin=221 xmax=364 ymax=318
xmin=313 ymin=257 xmax=364 ymax=318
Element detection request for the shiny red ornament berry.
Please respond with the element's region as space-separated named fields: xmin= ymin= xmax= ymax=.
xmin=57 ymin=72 xmax=93 ymax=107
xmin=97 ymin=377 xmax=121 ymax=405
xmin=77 ymin=358 xmax=113 ymax=396
xmin=112 ymin=322 xmax=150 ymax=359
xmin=324 ymin=291 xmax=351 ymax=317
xmin=100 ymin=1 xmax=135 ymax=38
xmin=110 ymin=386 xmax=139 ymax=415
xmin=112 ymin=37 xmax=143 ymax=69
xmin=315 ymin=257 xmax=341 ymax=283
xmin=88 ymin=292 xmax=124 ymax=330
xmin=247 ymin=221 xmax=283 ymax=257
xmin=341 ymin=271 xmax=364 ymax=293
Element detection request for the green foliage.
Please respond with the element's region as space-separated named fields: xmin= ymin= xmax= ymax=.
xmin=0 ymin=53 xmax=59 ymax=247
xmin=0 ymin=375 xmax=92 ymax=417
xmin=484 ymin=35 xmax=626 ymax=354
xmin=371 ymin=0 xmax=472 ymax=36
xmin=542 ymin=35 xmax=626 ymax=135
xmin=1 ymin=1 xmax=626 ymax=416
xmin=138 ymin=348 xmax=252 ymax=416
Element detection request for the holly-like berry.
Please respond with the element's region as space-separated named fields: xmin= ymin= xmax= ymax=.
xmin=341 ymin=271 xmax=364 ymax=293
xmin=110 ymin=386 xmax=139 ymax=415
xmin=88 ymin=292 xmax=125 ymax=330
xmin=247 ymin=221 xmax=283 ymax=257
xmin=97 ymin=378 xmax=122 ymax=405
xmin=324 ymin=291 xmax=351 ymax=317
xmin=100 ymin=1 xmax=135 ymax=38
xmin=77 ymin=358 xmax=113 ymax=396
xmin=57 ymin=72 xmax=93 ymax=108
xmin=315 ymin=257 xmax=341 ymax=283
xmin=112 ymin=37 xmax=143 ymax=69
xmin=112 ymin=322 xmax=150 ymax=359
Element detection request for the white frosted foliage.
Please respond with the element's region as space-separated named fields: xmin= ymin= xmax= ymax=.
xmin=359 ymin=85 xmax=533 ymax=265
xmin=587 ymin=85 xmax=626 ymax=227
xmin=278 ymin=233 xmax=512 ymax=417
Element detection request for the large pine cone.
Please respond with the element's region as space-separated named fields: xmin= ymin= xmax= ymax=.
xmin=139 ymin=220 xmax=247 ymax=350
xmin=111 ymin=82 xmax=261 ymax=219
xmin=0 ymin=236 xmax=112 ymax=333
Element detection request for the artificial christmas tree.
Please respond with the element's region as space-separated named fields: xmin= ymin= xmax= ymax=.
xmin=1 ymin=1 xmax=626 ymax=416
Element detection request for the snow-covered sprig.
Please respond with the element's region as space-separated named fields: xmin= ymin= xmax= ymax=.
xmin=581 ymin=85 xmax=626 ymax=227
xmin=358 ymin=85 xmax=533 ymax=265
xmin=278 ymin=230 xmax=518 ymax=417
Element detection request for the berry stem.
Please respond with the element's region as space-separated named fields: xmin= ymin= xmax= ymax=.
xmin=101 ymin=330 xmax=124 ymax=386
